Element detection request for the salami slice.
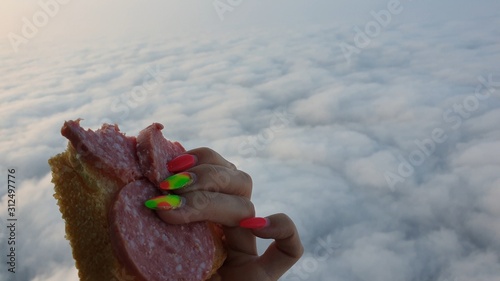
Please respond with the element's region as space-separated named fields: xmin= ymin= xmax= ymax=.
xmin=109 ymin=180 xmax=217 ymax=281
xmin=61 ymin=119 xmax=142 ymax=186
xmin=136 ymin=123 xmax=186 ymax=185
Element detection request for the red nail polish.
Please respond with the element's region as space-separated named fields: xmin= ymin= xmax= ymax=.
xmin=239 ymin=217 xmax=270 ymax=229
xmin=167 ymin=154 xmax=197 ymax=173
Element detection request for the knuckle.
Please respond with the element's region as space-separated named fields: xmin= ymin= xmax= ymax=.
xmin=238 ymin=197 xmax=255 ymax=217
xmin=227 ymin=161 xmax=237 ymax=170
xmin=189 ymin=191 xmax=212 ymax=211
xmin=240 ymin=170 xmax=253 ymax=187
xmin=238 ymin=170 xmax=253 ymax=197
xmin=239 ymin=170 xmax=252 ymax=185
xmin=207 ymin=165 xmax=231 ymax=190
xmin=192 ymin=163 xmax=214 ymax=174
xmin=202 ymin=147 xmax=219 ymax=161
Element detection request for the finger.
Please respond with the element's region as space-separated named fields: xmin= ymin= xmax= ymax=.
xmin=164 ymin=164 xmax=252 ymax=198
xmin=222 ymin=226 xmax=259 ymax=257
xmin=185 ymin=147 xmax=237 ymax=170
xmin=155 ymin=191 xmax=258 ymax=255
xmin=252 ymin=214 xmax=304 ymax=280
xmin=155 ymin=191 xmax=255 ymax=226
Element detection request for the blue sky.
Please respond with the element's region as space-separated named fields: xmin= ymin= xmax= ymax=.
xmin=1 ymin=1 xmax=500 ymax=281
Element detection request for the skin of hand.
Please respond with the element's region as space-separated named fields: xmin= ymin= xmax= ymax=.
xmin=155 ymin=147 xmax=304 ymax=281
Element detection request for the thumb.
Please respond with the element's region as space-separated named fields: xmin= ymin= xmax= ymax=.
xmin=242 ymin=214 xmax=304 ymax=280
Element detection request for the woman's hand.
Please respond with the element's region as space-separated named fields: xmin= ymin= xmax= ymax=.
xmin=152 ymin=147 xmax=303 ymax=281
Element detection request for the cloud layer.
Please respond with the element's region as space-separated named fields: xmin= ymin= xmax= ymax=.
xmin=1 ymin=13 xmax=500 ymax=281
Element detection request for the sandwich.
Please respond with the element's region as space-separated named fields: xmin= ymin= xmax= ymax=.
xmin=48 ymin=120 xmax=226 ymax=281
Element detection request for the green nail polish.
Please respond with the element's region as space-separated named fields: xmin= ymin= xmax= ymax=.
xmin=159 ymin=172 xmax=194 ymax=190
xmin=144 ymin=195 xmax=184 ymax=210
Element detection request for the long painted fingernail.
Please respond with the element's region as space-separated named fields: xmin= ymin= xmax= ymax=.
xmin=239 ymin=217 xmax=270 ymax=229
xmin=145 ymin=195 xmax=185 ymax=210
xmin=159 ymin=172 xmax=195 ymax=190
xmin=168 ymin=154 xmax=197 ymax=173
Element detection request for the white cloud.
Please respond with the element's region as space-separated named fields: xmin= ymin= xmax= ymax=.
xmin=1 ymin=11 xmax=500 ymax=281
xmin=31 ymin=266 xmax=78 ymax=281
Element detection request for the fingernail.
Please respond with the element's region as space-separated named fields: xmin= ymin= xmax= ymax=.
xmin=159 ymin=172 xmax=195 ymax=190
xmin=145 ymin=195 xmax=185 ymax=210
xmin=167 ymin=154 xmax=197 ymax=173
xmin=239 ymin=217 xmax=270 ymax=229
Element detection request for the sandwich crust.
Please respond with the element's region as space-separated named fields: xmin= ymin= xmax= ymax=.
xmin=50 ymin=145 xmax=127 ymax=281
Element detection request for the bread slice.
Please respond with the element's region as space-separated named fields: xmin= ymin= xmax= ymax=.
xmin=49 ymin=121 xmax=226 ymax=281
